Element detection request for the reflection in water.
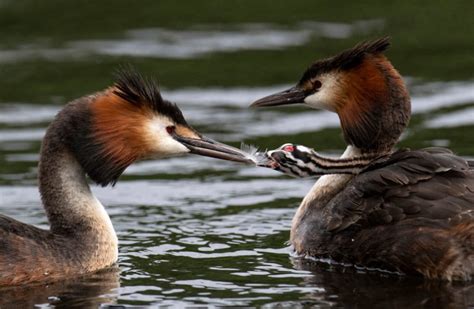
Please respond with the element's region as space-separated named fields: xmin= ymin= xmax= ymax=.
xmin=293 ymin=258 xmax=474 ymax=308
xmin=0 ymin=267 xmax=120 ymax=308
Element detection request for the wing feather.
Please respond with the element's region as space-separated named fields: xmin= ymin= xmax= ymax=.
xmin=325 ymin=148 xmax=474 ymax=232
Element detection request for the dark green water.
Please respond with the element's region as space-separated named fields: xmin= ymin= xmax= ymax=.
xmin=0 ymin=1 xmax=473 ymax=307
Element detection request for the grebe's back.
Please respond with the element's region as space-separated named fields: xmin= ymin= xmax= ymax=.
xmin=251 ymin=38 xmax=474 ymax=280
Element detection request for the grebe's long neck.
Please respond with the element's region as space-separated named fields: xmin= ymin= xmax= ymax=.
xmin=290 ymin=146 xmax=366 ymax=246
xmin=38 ymin=118 xmax=118 ymax=267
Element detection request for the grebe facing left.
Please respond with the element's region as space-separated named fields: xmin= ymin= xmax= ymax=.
xmin=252 ymin=38 xmax=474 ymax=280
xmin=0 ymin=69 xmax=252 ymax=286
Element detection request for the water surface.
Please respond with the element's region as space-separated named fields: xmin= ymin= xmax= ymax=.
xmin=0 ymin=1 xmax=473 ymax=307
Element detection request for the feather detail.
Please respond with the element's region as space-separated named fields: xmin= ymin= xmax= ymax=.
xmin=239 ymin=143 xmax=268 ymax=166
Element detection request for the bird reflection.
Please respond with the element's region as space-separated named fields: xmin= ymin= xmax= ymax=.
xmin=292 ymin=258 xmax=474 ymax=308
xmin=0 ymin=266 xmax=120 ymax=308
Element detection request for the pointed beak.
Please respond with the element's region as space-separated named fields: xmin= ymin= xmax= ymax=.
xmin=174 ymin=135 xmax=254 ymax=164
xmin=250 ymin=86 xmax=307 ymax=108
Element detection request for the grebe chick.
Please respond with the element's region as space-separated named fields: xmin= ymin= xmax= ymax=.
xmin=0 ymin=69 xmax=252 ymax=286
xmin=251 ymin=38 xmax=474 ymax=281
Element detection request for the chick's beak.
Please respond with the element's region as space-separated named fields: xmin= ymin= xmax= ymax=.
xmin=174 ymin=135 xmax=254 ymax=164
xmin=250 ymin=86 xmax=307 ymax=108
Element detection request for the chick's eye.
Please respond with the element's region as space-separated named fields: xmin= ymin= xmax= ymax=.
xmin=166 ymin=126 xmax=176 ymax=134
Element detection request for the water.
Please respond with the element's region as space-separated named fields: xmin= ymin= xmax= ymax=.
xmin=0 ymin=1 xmax=474 ymax=307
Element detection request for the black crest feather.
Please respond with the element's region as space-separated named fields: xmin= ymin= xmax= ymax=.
xmin=113 ymin=68 xmax=187 ymax=125
xmin=299 ymin=37 xmax=391 ymax=84
xmin=54 ymin=68 xmax=192 ymax=187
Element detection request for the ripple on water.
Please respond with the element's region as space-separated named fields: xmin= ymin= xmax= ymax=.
xmin=425 ymin=106 xmax=474 ymax=128
xmin=0 ymin=20 xmax=384 ymax=62
xmin=1 ymin=78 xmax=474 ymax=307
xmin=1 ymin=81 xmax=473 ymax=151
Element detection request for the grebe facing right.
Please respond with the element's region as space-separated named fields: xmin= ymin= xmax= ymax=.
xmin=251 ymin=38 xmax=474 ymax=280
xmin=0 ymin=69 xmax=252 ymax=286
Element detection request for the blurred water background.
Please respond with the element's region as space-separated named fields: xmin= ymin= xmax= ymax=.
xmin=0 ymin=1 xmax=473 ymax=307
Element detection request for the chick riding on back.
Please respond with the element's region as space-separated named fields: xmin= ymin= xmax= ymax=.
xmin=252 ymin=38 xmax=474 ymax=281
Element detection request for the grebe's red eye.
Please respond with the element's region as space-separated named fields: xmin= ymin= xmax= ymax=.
xmin=283 ymin=145 xmax=294 ymax=152
xmin=166 ymin=126 xmax=176 ymax=134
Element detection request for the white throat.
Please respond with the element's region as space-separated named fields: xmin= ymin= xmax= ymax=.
xmin=39 ymin=147 xmax=118 ymax=263
xmin=303 ymin=72 xmax=341 ymax=112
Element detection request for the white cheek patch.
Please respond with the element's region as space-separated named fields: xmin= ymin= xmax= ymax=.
xmin=145 ymin=116 xmax=190 ymax=157
xmin=304 ymin=92 xmax=336 ymax=112
xmin=156 ymin=134 xmax=190 ymax=157
xmin=303 ymin=73 xmax=340 ymax=112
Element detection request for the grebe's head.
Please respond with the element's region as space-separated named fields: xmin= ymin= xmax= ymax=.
xmin=251 ymin=37 xmax=411 ymax=152
xmin=57 ymin=69 xmax=252 ymax=186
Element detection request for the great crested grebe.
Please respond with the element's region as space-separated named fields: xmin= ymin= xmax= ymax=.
xmin=251 ymin=38 xmax=474 ymax=280
xmin=0 ymin=69 xmax=252 ymax=286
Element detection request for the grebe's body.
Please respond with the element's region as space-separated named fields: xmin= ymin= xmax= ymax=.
xmin=252 ymin=38 xmax=474 ymax=280
xmin=0 ymin=70 xmax=251 ymax=286
xmin=265 ymin=145 xmax=474 ymax=280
